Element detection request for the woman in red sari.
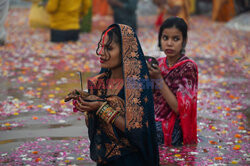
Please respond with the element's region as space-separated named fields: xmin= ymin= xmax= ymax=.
xmin=148 ymin=17 xmax=198 ymax=146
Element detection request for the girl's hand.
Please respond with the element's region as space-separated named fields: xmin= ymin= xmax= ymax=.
xmin=74 ymin=95 xmax=104 ymax=113
xmin=147 ymin=62 xmax=163 ymax=80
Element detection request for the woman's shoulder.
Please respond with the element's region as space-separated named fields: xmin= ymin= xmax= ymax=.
xmin=179 ymin=56 xmax=197 ymax=69
xmin=184 ymin=58 xmax=197 ymax=69
xmin=179 ymin=58 xmax=198 ymax=77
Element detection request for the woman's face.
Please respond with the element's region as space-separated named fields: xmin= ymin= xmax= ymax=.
xmin=161 ymin=27 xmax=184 ymax=58
xmin=98 ymin=34 xmax=122 ymax=69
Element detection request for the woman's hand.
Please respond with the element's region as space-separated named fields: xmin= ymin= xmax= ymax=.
xmin=74 ymin=95 xmax=104 ymax=113
xmin=65 ymin=89 xmax=89 ymax=102
xmin=147 ymin=62 xmax=163 ymax=80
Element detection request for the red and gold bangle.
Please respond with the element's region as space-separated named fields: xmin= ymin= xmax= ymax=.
xmin=110 ymin=111 xmax=120 ymax=124
xmin=96 ymin=102 xmax=120 ymax=124
xmin=96 ymin=101 xmax=108 ymax=115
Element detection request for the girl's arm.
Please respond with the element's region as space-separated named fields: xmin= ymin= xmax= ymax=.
xmin=148 ymin=63 xmax=179 ymax=114
xmin=158 ymin=79 xmax=179 ymax=114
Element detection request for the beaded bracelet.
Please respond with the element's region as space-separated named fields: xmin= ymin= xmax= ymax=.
xmin=96 ymin=102 xmax=120 ymax=124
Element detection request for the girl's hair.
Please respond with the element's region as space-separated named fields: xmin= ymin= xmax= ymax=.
xmin=158 ymin=17 xmax=188 ymax=50
xmin=96 ymin=25 xmax=122 ymax=60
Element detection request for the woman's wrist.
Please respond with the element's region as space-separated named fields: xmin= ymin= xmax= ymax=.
xmin=96 ymin=101 xmax=108 ymax=114
xmin=96 ymin=102 xmax=120 ymax=124
xmin=98 ymin=101 xmax=105 ymax=109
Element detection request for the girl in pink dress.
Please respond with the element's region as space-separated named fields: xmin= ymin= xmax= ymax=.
xmin=148 ymin=17 xmax=198 ymax=146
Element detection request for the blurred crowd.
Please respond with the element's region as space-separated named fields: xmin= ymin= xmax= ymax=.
xmin=1 ymin=0 xmax=250 ymax=44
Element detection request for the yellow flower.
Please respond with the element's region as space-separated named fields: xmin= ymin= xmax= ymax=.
xmin=231 ymin=160 xmax=238 ymax=164
xmin=174 ymin=154 xmax=181 ymax=158
xmin=4 ymin=123 xmax=11 ymax=126
xmin=233 ymin=145 xmax=241 ymax=150
xmin=50 ymin=111 xmax=56 ymax=114
xmin=217 ymin=106 xmax=222 ymax=110
xmin=211 ymin=126 xmax=216 ymax=131
xmin=48 ymin=94 xmax=55 ymax=98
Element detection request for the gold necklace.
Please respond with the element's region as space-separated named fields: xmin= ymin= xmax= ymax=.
xmin=166 ymin=59 xmax=175 ymax=68
xmin=107 ymin=79 xmax=124 ymax=96
xmin=167 ymin=55 xmax=183 ymax=67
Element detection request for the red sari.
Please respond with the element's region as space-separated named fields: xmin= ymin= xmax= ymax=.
xmin=154 ymin=56 xmax=198 ymax=146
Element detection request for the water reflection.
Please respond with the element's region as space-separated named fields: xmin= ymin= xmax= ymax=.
xmin=0 ymin=136 xmax=85 ymax=145
xmin=1 ymin=8 xmax=249 ymax=165
xmin=0 ymin=70 xmax=96 ymax=165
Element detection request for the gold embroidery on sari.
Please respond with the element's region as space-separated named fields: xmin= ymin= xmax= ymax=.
xmin=120 ymin=24 xmax=144 ymax=131
xmin=120 ymin=138 xmax=131 ymax=147
xmin=97 ymin=129 xmax=101 ymax=135
xmin=88 ymin=25 xmax=151 ymax=162
xmin=106 ymin=96 xmax=125 ymax=114
xmin=89 ymin=71 xmax=135 ymax=159
xmin=88 ymin=73 xmax=106 ymax=96
xmin=105 ymin=143 xmax=121 ymax=158
xmin=100 ymin=120 xmax=116 ymax=139
xmin=97 ymin=157 xmax=102 ymax=163
xmin=97 ymin=145 xmax=101 ymax=150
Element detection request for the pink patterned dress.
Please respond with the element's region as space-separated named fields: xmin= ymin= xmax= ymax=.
xmin=154 ymin=55 xmax=198 ymax=146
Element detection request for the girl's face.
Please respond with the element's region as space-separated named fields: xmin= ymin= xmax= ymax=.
xmin=161 ymin=27 xmax=184 ymax=58
xmin=98 ymin=34 xmax=122 ymax=69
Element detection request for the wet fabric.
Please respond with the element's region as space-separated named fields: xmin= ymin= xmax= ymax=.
xmin=97 ymin=151 xmax=144 ymax=166
xmin=154 ymin=55 xmax=198 ymax=146
xmin=86 ymin=24 xmax=159 ymax=165
xmin=155 ymin=121 xmax=164 ymax=144
xmin=156 ymin=118 xmax=183 ymax=146
xmin=171 ymin=118 xmax=183 ymax=146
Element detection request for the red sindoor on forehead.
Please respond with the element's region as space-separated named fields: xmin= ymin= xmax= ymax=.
xmin=98 ymin=27 xmax=115 ymax=55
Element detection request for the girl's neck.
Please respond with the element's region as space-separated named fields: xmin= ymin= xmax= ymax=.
xmin=167 ymin=54 xmax=183 ymax=67
xmin=110 ymin=66 xmax=123 ymax=79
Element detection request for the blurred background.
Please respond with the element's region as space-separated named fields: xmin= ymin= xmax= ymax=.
xmin=0 ymin=0 xmax=249 ymax=165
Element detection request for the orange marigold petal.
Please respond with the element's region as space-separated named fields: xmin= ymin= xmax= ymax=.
xmin=214 ymin=157 xmax=223 ymax=160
